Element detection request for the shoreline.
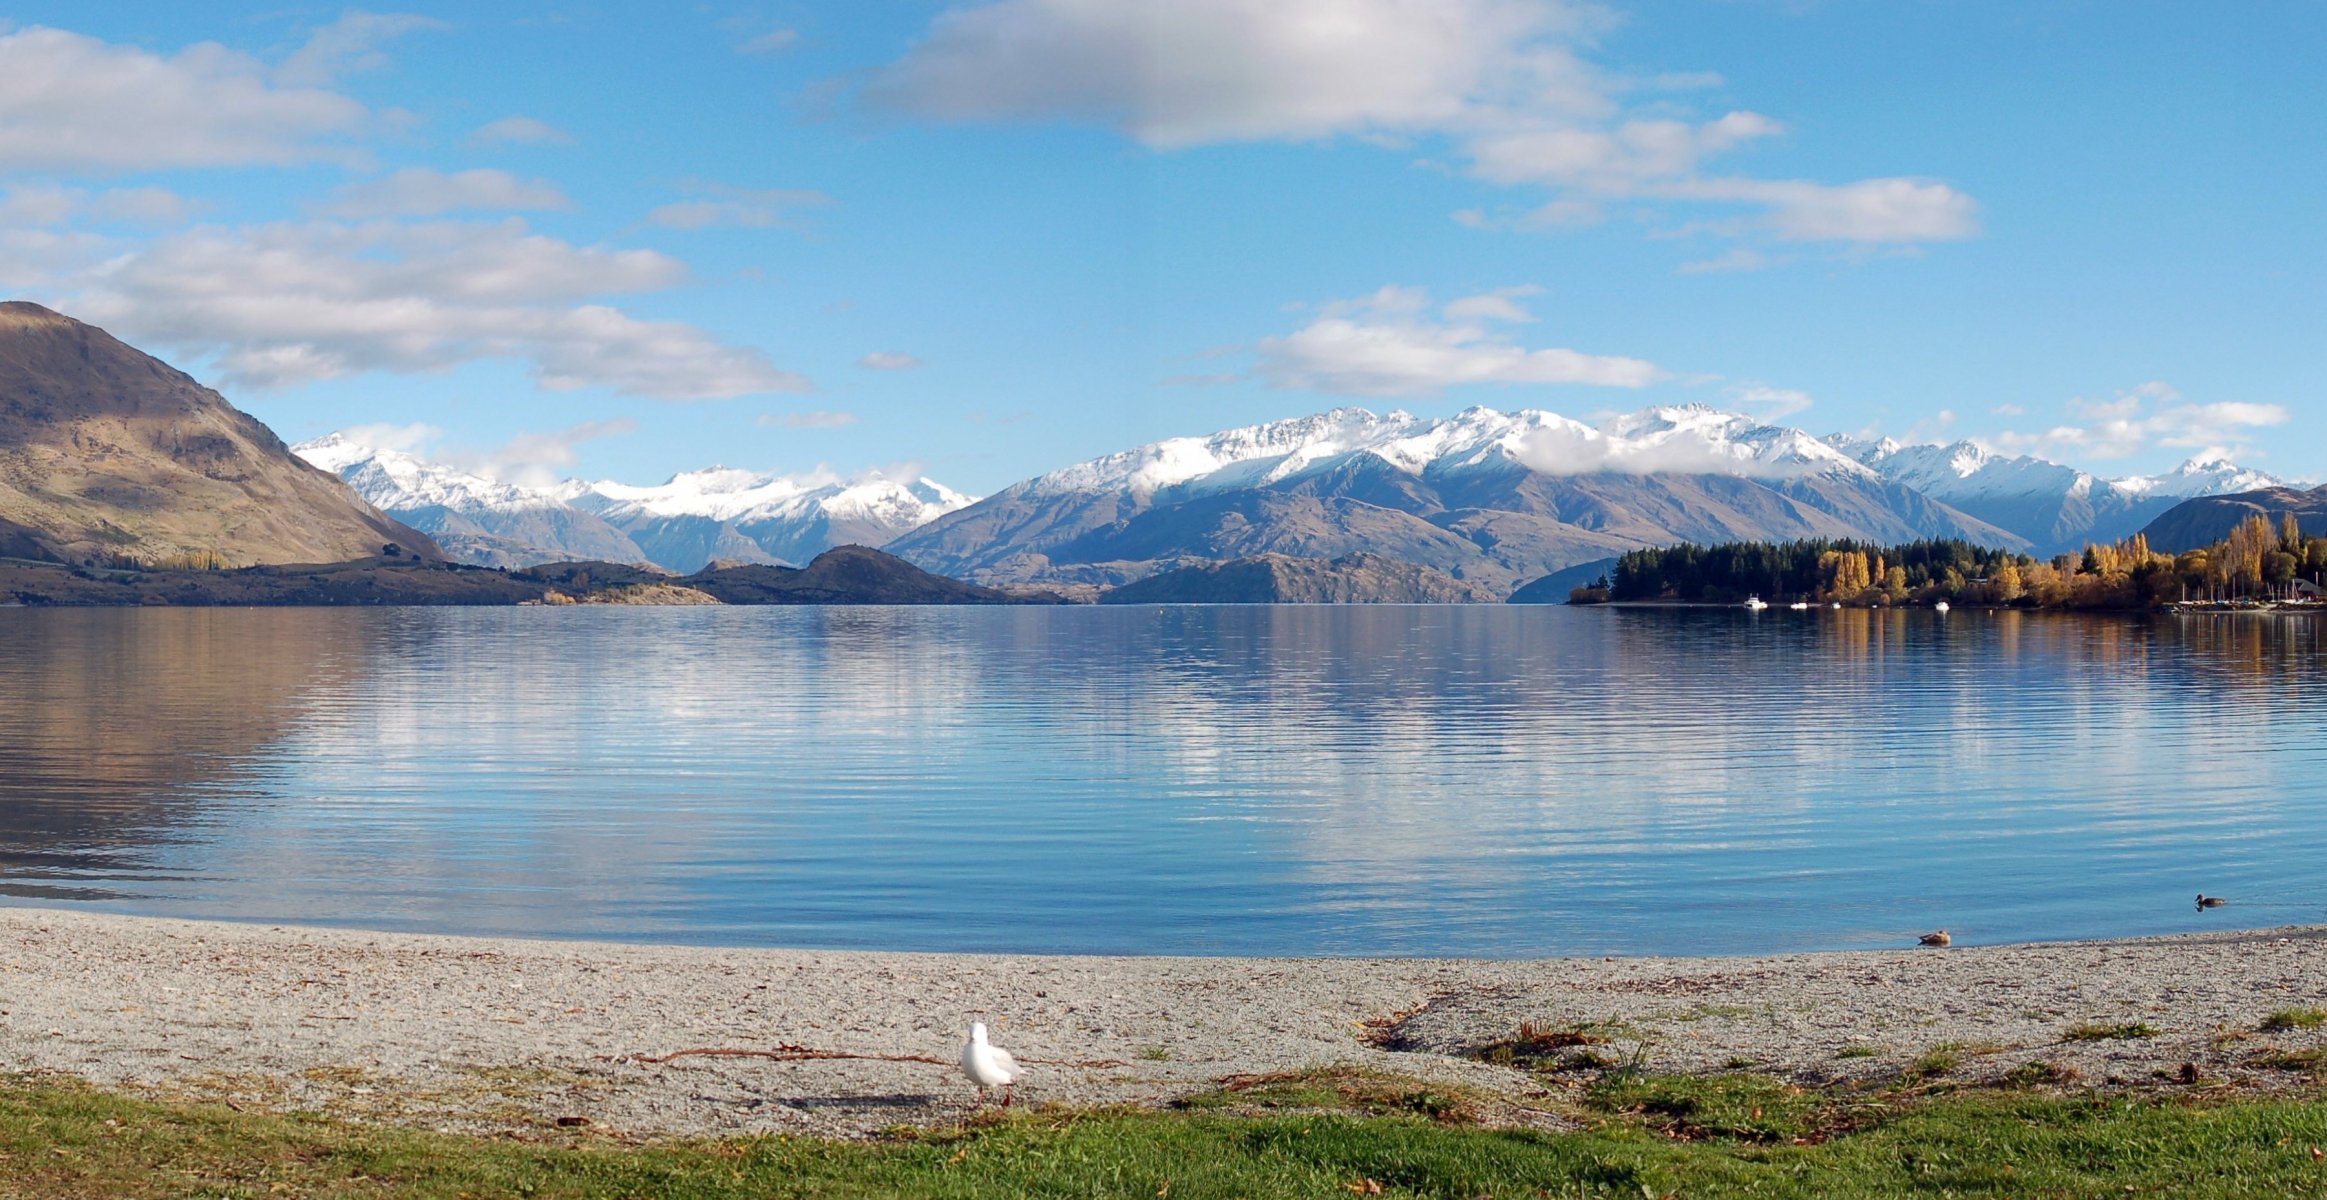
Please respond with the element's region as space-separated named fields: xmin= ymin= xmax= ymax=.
xmin=5 ymin=908 xmax=2324 ymax=1140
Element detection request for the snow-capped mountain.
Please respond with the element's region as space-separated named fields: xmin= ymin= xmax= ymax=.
xmin=889 ymin=403 xmax=2026 ymax=594
xmin=295 ymin=435 xmax=976 ymax=573
xmin=1827 ymin=435 xmax=2285 ymax=554
xmin=568 ymin=468 xmax=975 ymax=570
xmin=293 ymin=434 xmax=648 ymax=568
xmin=2113 ymin=456 xmax=2284 ymax=500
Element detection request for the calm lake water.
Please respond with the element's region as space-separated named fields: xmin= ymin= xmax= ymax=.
xmin=2 ymin=604 xmax=2322 ymax=956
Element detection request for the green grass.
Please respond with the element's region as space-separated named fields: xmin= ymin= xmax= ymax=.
xmin=2064 ymin=1021 xmax=2160 ymax=1042
xmin=2262 ymin=1008 xmax=2327 ymax=1033
xmin=11 ymin=1071 xmax=2327 ymax=1198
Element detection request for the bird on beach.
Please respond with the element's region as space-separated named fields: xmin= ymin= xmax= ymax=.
xmin=1918 ymin=930 xmax=1952 ymax=947
xmin=960 ymin=1021 xmax=1023 ymax=1108
xmin=2196 ymin=894 xmax=2228 ymax=909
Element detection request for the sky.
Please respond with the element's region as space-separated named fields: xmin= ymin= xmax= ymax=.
xmin=1 ymin=1 xmax=2321 ymax=494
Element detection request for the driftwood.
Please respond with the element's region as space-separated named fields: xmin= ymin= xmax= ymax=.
xmin=615 ymin=1042 xmax=1130 ymax=1069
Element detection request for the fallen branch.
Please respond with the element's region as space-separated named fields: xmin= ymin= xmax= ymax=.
xmin=612 ymin=1042 xmax=1130 ymax=1069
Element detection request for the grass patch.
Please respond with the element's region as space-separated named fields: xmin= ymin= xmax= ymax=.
xmin=2252 ymin=1047 xmax=2326 ymax=1073
xmin=2065 ymin=1021 xmax=2160 ymax=1042
xmin=1835 ymin=1043 xmax=1881 ymax=1060
xmin=1469 ymin=1020 xmax=1634 ymax=1072
xmin=2262 ymin=1008 xmax=2327 ymax=1033
xmin=2001 ymin=1060 xmax=2082 ymax=1088
xmin=14 ymin=1071 xmax=2327 ymax=1198
xmin=1904 ymin=1049 xmax=1959 ymax=1080
xmin=1176 ymin=1066 xmax=1484 ymax=1125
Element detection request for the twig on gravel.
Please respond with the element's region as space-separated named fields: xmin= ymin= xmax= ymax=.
xmin=612 ymin=1043 xmax=1131 ymax=1069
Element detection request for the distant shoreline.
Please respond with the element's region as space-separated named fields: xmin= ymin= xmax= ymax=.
xmin=6 ymin=906 xmax=2324 ymax=1140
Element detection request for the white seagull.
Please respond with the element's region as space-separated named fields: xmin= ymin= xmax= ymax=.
xmin=959 ymin=1021 xmax=1023 ymax=1108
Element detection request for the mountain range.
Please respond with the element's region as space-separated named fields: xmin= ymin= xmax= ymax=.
xmin=6 ymin=299 xmax=2299 ymax=594
xmin=295 ymin=434 xmax=974 ymax=573
xmin=301 ymin=403 xmax=2294 ymax=594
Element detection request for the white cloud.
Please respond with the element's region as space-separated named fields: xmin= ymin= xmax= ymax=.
xmin=737 ymin=29 xmax=800 ymax=55
xmin=0 ymin=184 xmax=195 ymax=228
xmin=1255 ymin=284 xmax=1662 ymax=396
xmin=461 ymin=419 xmax=638 ymax=487
xmin=334 ymin=421 xmax=440 ymax=455
xmin=856 ymin=351 xmax=925 ymax=370
xmin=274 ymin=11 xmax=446 ymax=87
xmin=759 ymin=410 xmax=859 ymax=429
xmin=1468 ymin=111 xmax=1781 ymax=189
xmin=21 ymin=217 xmax=809 ymax=399
xmin=0 ymin=183 xmax=79 ymax=226
xmin=862 ymin=0 xmax=1978 ymax=247
xmin=323 ymin=168 xmax=571 ymax=217
xmin=1441 ymin=284 xmax=1542 ymax=323
xmin=1728 ymin=384 xmax=1812 ymax=420
xmin=865 ymin=0 xmax=1603 ymax=148
xmin=0 ymin=26 xmax=374 ymax=172
xmin=1986 ymin=382 xmax=2290 ymax=461
xmin=648 ymin=184 xmax=834 ymax=230
xmin=1676 ymin=176 xmax=1979 ymax=243
xmin=469 ymin=115 xmax=572 ymax=146
xmin=1676 ymin=247 xmax=1774 ymax=274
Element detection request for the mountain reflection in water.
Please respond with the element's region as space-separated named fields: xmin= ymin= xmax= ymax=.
xmin=0 ymin=605 xmax=2320 ymax=955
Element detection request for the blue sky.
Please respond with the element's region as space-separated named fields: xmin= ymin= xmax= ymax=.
xmin=2 ymin=1 xmax=2320 ymax=492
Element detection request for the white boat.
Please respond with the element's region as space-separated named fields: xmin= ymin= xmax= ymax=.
xmin=1831 ymin=602 xmax=1841 ymax=610
xmin=1934 ymin=600 xmax=1951 ymax=613
xmin=1744 ymin=595 xmax=1769 ymax=611
xmin=1788 ymin=601 xmax=1811 ymax=611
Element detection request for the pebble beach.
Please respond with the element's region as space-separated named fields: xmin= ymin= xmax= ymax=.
xmin=3 ymin=908 xmax=2323 ymax=1140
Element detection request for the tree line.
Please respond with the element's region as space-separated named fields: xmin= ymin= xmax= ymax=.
xmin=1571 ymin=514 xmax=2327 ymax=609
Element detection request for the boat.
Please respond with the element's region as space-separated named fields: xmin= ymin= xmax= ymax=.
xmin=1744 ymin=595 xmax=1769 ymax=611
xmin=1934 ymin=600 xmax=1951 ymax=613
xmin=1788 ymin=601 xmax=1811 ymax=611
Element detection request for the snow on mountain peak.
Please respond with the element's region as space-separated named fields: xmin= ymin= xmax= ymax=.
xmin=1018 ymin=402 xmax=1873 ymax=498
xmin=293 ymin=435 xmax=564 ymax=515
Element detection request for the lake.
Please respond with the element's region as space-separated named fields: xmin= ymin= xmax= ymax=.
xmin=1 ymin=604 xmax=2321 ymax=957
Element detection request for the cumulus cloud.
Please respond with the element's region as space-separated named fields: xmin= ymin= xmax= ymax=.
xmin=468 ymin=115 xmax=572 ymax=146
xmin=861 ymin=0 xmax=1977 ymax=247
xmin=759 ymin=410 xmax=860 ymax=429
xmin=1255 ymin=284 xmax=1662 ymax=396
xmin=23 ymin=217 xmax=809 ymax=399
xmin=1985 ymin=381 xmax=2290 ymax=461
xmin=856 ymin=351 xmax=924 ymax=370
xmin=273 ymin=11 xmax=446 ymax=87
xmin=0 ymin=26 xmax=375 ymax=172
xmin=648 ymin=184 xmax=834 ymax=230
xmin=322 ymin=168 xmax=570 ymax=217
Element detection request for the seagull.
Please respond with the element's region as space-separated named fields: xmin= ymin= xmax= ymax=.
xmin=2196 ymin=894 xmax=2228 ymax=909
xmin=960 ymin=1021 xmax=1023 ymax=1108
xmin=1918 ymin=930 xmax=1952 ymax=947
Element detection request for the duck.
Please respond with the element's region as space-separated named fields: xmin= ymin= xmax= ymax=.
xmin=2196 ymin=894 xmax=2228 ymax=909
xmin=1918 ymin=930 xmax=1952 ymax=947
xmin=960 ymin=1021 xmax=1023 ymax=1107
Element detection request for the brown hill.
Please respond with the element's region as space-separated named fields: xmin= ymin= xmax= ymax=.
xmin=2137 ymin=484 xmax=2327 ymax=552
xmin=0 ymin=301 xmax=438 ymax=566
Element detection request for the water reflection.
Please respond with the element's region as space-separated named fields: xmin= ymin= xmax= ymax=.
xmin=0 ymin=606 xmax=2321 ymax=955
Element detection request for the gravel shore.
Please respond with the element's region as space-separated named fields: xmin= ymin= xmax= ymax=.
xmin=3 ymin=908 xmax=2323 ymax=1139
